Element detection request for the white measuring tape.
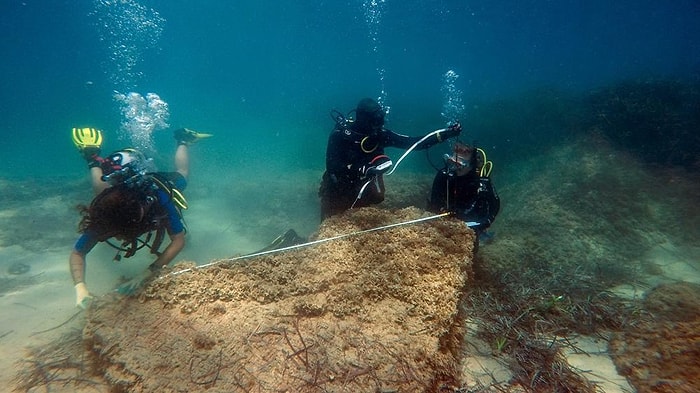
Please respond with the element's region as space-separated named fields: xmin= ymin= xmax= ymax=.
xmin=161 ymin=211 xmax=451 ymax=279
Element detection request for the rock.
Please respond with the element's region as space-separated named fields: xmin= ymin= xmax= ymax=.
xmin=83 ymin=207 xmax=475 ymax=392
xmin=609 ymin=282 xmax=700 ymax=393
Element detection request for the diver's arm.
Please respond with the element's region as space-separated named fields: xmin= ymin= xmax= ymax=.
xmin=482 ymin=177 xmax=500 ymax=224
xmin=114 ymin=231 xmax=185 ymax=296
xmin=70 ymin=250 xmax=93 ymax=308
xmin=150 ymin=231 xmax=185 ymax=270
xmin=386 ymin=123 xmax=462 ymax=150
xmin=70 ymin=233 xmax=98 ymax=285
xmin=384 ymin=129 xmax=421 ymax=149
xmin=69 ymin=250 xmax=87 ymax=285
xmin=384 ymin=129 xmax=441 ymax=150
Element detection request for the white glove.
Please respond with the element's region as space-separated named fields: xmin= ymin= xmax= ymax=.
xmin=75 ymin=282 xmax=93 ymax=309
xmin=116 ymin=269 xmax=153 ymax=295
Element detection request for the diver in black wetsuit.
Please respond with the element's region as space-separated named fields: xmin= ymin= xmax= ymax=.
xmin=319 ymin=97 xmax=462 ymax=220
xmin=427 ymin=142 xmax=500 ymax=235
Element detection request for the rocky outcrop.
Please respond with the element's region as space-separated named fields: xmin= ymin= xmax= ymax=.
xmin=83 ymin=207 xmax=475 ymax=392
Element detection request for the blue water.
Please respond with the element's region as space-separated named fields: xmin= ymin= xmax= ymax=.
xmin=1 ymin=0 xmax=698 ymax=178
xmin=1 ymin=4 xmax=699 ymax=389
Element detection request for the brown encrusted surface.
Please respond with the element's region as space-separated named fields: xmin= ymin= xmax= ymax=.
xmin=83 ymin=207 xmax=475 ymax=392
xmin=609 ymin=282 xmax=700 ymax=393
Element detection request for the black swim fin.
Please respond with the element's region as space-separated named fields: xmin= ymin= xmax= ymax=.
xmin=254 ymin=229 xmax=306 ymax=253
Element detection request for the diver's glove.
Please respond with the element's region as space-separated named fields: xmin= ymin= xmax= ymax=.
xmin=74 ymin=282 xmax=94 ymax=309
xmin=439 ymin=122 xmax=462 ymax=141
xmin=116 ymin=269 xmax=153 ymax=296
xmin=361 ymin=155 xmax=393 ymax=177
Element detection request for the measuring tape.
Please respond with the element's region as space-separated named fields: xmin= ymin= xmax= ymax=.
xmin=160 ymin=212 xmax=451 ymax=279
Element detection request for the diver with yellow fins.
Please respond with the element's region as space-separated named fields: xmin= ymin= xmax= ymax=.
xmin=69 ymin=126 xmax=212 ymax=309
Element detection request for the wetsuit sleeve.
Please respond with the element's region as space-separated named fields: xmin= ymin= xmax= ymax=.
xmin=481 ymin=177 xmax=500 ymax=224
xmin=74 ymin=232 xmax=99 ymax=255
xmin=383 ymin=130 xmax=421 ymax=150
xmin=384 ymin=129 xmax=444 ymax=150
xmin=157 ymin=190 xmax=185 ymax=235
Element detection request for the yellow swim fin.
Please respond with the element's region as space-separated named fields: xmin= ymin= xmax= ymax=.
xmin=174 ymin=128 xmax=213 ymax=145
xmin=72 ymin=127 xmax=103 ymax=151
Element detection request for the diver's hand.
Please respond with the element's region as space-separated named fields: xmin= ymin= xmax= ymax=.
xmin=116 ymin=269 xmax=153 ymax=296
xmin=441 ymin=122 xmax=462 ymax=140
xmin=75 ymin=282 xmax=94 ymax=309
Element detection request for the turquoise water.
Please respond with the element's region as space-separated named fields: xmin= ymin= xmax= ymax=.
xmin=1 ymin=0 xmax=698 ymax=178
xmin=1 ymin=2 xmax=700 ymax=390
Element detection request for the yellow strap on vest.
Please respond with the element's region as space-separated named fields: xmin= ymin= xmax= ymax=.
xmin=170 ymin=187 xmax=188 ymax=210
xmin=151 ymin=176 xmax=188 ymax=210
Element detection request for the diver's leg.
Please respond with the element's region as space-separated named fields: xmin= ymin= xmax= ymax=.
xmin=175 ymin=144 xmax=189 ymax=181
xmin=72 ymin=127 xmax=108 ymax=194
xmin=172 ymin=127 xmax=213 ymax=180
xmin=90 ymin=167 xmax=109 ymax=195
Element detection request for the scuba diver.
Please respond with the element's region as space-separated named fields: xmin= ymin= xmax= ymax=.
xmin=69 ymin=127 xmax=212 ymax=309
xmin=319 ymin=97 xmax=462 ymax=220
xmin=427 ymin=141 xmax=500 ymax=237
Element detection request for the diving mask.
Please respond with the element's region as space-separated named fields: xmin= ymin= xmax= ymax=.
xmin=443 ymin=154 xmax=471 ymax=173
xmin=100 ymin=149 xmax=154 ymax=186
xmin=443 ymin=143 xmax=474 ymax=176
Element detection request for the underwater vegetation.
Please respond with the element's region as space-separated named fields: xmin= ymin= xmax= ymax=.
xmin=463 ymin=251 xmax=638 ymax=392
xmin=462 ymin=78 xmax=700 ymax=173
xmin=451 ymin=77 xmax=700 ymax=392
xmin=586 ymin=78 xmax=700 ymax=171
